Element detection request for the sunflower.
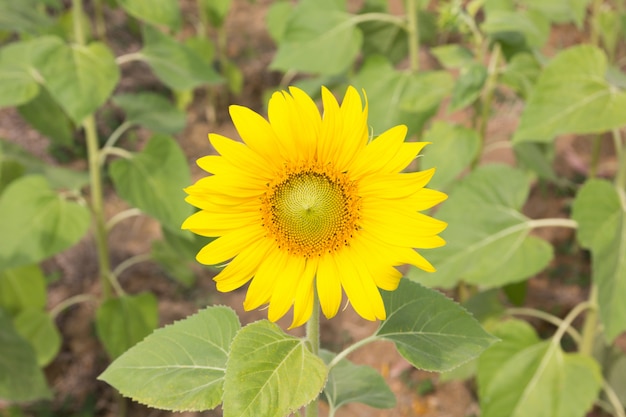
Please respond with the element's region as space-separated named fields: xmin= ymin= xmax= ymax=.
xmin=182 ymin=86 xmax=447 ymax=328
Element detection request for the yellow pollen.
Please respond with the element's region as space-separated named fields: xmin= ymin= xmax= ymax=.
xmin=261 ymin=165 xmax=360 ymax=257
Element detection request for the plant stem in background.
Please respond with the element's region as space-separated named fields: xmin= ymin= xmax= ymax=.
xmin=305 ymin=295 xmax=321 ymax=417
xmin=93 ymin=0 xmax=106 ymax=41
xmin=73 ymin=0 xmax=113 ymax=300
xmin=406 ymin=0 xmax=420 ymax=73
xmin=473 ymin=42 xmax=502 ymax=168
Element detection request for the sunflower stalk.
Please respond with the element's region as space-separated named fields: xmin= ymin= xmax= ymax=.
xmin=406 ymin=0 xmax=420 ymax=73
xmin=305 ymin=295 xmax=321 ymax=417
xmin=73 ymin=0 xmax=113 ymax=301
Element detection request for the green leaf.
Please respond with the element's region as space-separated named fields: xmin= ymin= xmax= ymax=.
xmin=113 ymin=92 xmax=187 ymax=134
xmin=0 ymin=309 xmax=51 ymax=402
xmin=351 ymin=56 xmax=452 ymax=136
xmin=421 ymin=122 xmax=481 ymax=190
xmin=449 ymin=63 xmax=487 ymax=112
xmin=36 ymin=40 xmax=119 ymax=124
xmin=266 ymin=1 xmax=294 ymax=42
xmin=514 ymin=45 xmax=626 ymax=143
xmin=500 ymin=52 xmax=541 ymax=99
xmin=13 ymin=308 xmax=61 ymax=367
xmin=408 ymin=165 xmax=553 ymax=288
xmin=140 ymin=25 xmax=222 ymax=91
xmin=0 ymin=0 xmax=53 ymax=34
xmin=0 ymin=265 xmax=46 ymax=315
xmin=0 ymin=37 xmax=62 ymax=108
xmin=321 ymin=350 xmax=395 ymax=412
xmin=431 ymin=44 xmax=474 ymax=69
xmin=478 ymin=320 xmax=602 ymax=417
xmin=0 ymin=140 xmax=89 ymax=191
xmin=270 ymin=1 xmax=362 ymax=75
xmin=223 ymin=320 xmax=328 ymax=417
xmin=99 ymin=306 xmax=240 ymax=411
xmin=117 ymin=0 xmax=181 ymax=31
xmin=95 ymin=292 xmax=158 ymax=359
xmin=0 ymin=175 xmax=91 ymax=270
xmin=572 ymin=179 xmax=626 ymax=342
xmin=109 ymin=134 xmax=192 ymax=233
xmin=198 ymin=0 xmax=231 ymax=27
xmin=358 ymin=1 xmax=407 ymax=65
xmin=482 ymin=10 xmax=550 ymax=48
xmin=376 ymin=279 xmax=497 ymax=372
xmin=18 ymin=88 xmax=74 ymax=147
xmin=513 ymin=142 xmax=558 ymax=182
xmin=151 ymin=228 xmax=210 ymax=287
xmin=0 ymin=158 xmax=24 ymax=194
xmin=524 ymin=0 xmax=590 ymax=26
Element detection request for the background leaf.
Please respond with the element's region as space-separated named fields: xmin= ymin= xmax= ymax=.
xmin=99 ymin=306 xmax=240 ymax=411
xmin=478 ymin=320 xmax=602 ymax=417
xmin=514 ymin=45 xmax=626 ymax=143
xmin=270 ymin=0 xmax=362 ymax=75
xmin=17 ymin=88 xmax=74 ymax=147
xmin=0 ymin=140 xmax=89 ymax=191
xmin=117 ymin=0 xmax=181 ymax=31
xmin=376 ymin=279 xmax=497 ymax=372
xmin=321 ymin=350 xmax=395 ymax=412
xmin=37 ymin=41 xmax=120 ymax=124
xmin=0 ymin=309 xmax=51 ymax=402
xmin=109 ymin=134 xmax=192 ymax=234
xmin=449 ymin=62 xmax=487 ymax=111
xmin=0 ymin=0 xmax=53 ymax=34
xmin=113 ymin=92 xmax=187 ymax=134
xmin=409 ymin=164 xmax=553 ymax=288
xmin=0 ymin=175 xmax=91 ymax=270
xmin=223 ymin=320 xmax=328 ymax=417
xmin=140 ymin=25 xmax=222 ymax=91
xmin=0 ymin=37 xmax=62 ymax=108
xmin=13 ymin=308 xmax=61 ymax=366
xmin=0 ymin=265 xmax=46 ymax=315
xmin=351 ymin=55 xmax=452 ymax=136
xmin=421 ymin=122 xmax=481 ymax=190
xmin=95 ymin=292 xmax=158 ymax=359
xmin=572 ymin=179 xmax=626 ymax=342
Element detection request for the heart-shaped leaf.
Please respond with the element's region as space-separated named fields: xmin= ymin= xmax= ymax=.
xmin=14 ymin=308 xmax=61 ymax=367
xmin=0 ymin=264 xmax=46 ymax=314
xmin=376 ymin=279 xmax=497 ymax=372
xmin=109 ymin=134 xmax=192 ymax=234
xmin=99 ymin=306 xmax=240 ymax=411
xmin=117 ymin=0 xmax=181 ymax=31
xmin=0 ymin=175 xmax=91 ymax=270
xmin=514 ymin=45 xmax=626 ymax=143
xmin=223 ymin=320 xmax=328 ymax=417
xmin=95 ymin=292 xmax=158 ymax=359
xmin=572 ymin=179 xmax=626 ymax=342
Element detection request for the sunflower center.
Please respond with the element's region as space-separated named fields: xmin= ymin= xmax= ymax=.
xmin=262 ymin=167 xmax=360 ymax=257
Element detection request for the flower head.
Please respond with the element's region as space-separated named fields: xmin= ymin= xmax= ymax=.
xmin=183 ymin=86 xmax=447 ymax=327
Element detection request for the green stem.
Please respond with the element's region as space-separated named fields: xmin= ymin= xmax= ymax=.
xmin=49 ymin=294 xmax=96 ymax=320
xmin=473 ymin=42 xmax=502 ymax=168
xmin=73 ymin=0 xmax=113 ymax=301
xmin=507 ymin=307 xmax=582 ymax=344
xmin=93 ymin=0 xmax=106 ymax=40
xmin=579 ymin=286 xmax=599 ymax=356
xmin=305 ymin=294 xmax=321 ymax=417
xmin=72 ymin=0 xmax=85 ymax=45
xmin=106 ymin=208 xmax=142 ymax=231
xmin=406 ymin=0 xmax=420 ymax=73
xmin=85 ymin=116 xmax=113 ymax=301
xmin=589 ymin=0 xmax=603 ymax=47
xmin=327 ymin=334 xmax=379 ymax=370
xmin=112 ymin=253 xmax=152 ymax=280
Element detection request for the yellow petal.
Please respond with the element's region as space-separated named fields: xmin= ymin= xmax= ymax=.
xmin=316 ymin=253 xmax=343 ymax=319
xmin=195 ymin=225 xmax=264 ymax=265
xmin=338 ymin=247 xmax=386 ymax=321
xmin=229 ymin=105 xmax=282 ymax=168
xmin=406 ymin=188 xmax=448 ymax=211
xmin=400 ymin=247 xmax=437 ymax=272
xmin=214 ymin=239 xmax=272 ymax=292
xmin=362 ymin=207 xmax=448 ymax=247
xmin=358 ymin=169 xmax=436 ymax=199
xmin=290 ymin=257 xmax=318 ymax=328
xmin=349 ymin=125 xmax=408 ymax=177
xmin=182 ymin=209 xmax=260 ymax=235
xmin=268 ymin=256 xmax=306 ymax=322
xmin=209 ymin=133 xmax=274 ymax=179
xmin=244 ymin=249 xmax=289 ymax=311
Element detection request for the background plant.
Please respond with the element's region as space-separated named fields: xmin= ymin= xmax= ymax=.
xmin=1 ymin=0 xmax=626 ymax=416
